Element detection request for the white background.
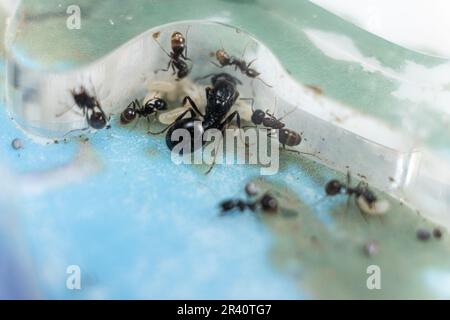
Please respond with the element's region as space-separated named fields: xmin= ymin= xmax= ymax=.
xmin=311 ymin=0 xmax=450 ymax=58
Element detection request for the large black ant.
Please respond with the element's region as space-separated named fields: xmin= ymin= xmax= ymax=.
xmin=325 ymin=172 xmax=389 ymax=218
xmin=150 ymin=73 xmax=242 ymax=173
xmin=220 ymin=192 xmax=278 ymax=215
xmin=153 ymin=30 xmax=191 ymax=80
xmin=120 ymin=98 xmax=168 ymax=125
xmin=213 ymin=47 xmax=272 ymax=87
xmin=57 ymin=86 xmax=109 ymax=130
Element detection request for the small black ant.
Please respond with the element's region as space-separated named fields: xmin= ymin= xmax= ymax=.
xmin=57 ymin=86 xmax=109 ymax=130
xmin=153 ymin=30 xmax=191 ymax=80
xmin=213 ymin=47 xmax=272 ymax=87
xmin=325 ymin=172 xmax=389 ymax=217
xmin=151 ymin=73 xmax=243 ymax=173
xmin=245 ymin=103 xmax=317 ymax=158
xmin=120 ymin=98 xmax=168 ymax=125
xmin=220 ymin=192 xmax=278 ymax=215
xmin=250 ymin=108 xmax=286 ymax=130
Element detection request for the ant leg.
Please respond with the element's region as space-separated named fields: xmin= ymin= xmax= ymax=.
xmin=210 ymin=61 xmax=225 ymax=68
xmin=171 ymin=63 xmax=177 ymax=76
xmin=146 ymin=115 xmax=156 ymax=132
xmin=205 ymin=111 xmax=241 ymax=175
xmin=240 ymin=41 xmax=251 ymax=60
xmin=280 ymin=143 xmax=322 ymax=161
xmin=247 ymin=58 xmax=257 ymax=68
xmin=355 ymin=198 xmax=369 ymax=223
xmin=147 ymin=108 xmax=195 ymax=135
xmin=153 ymin=37 xmax=172 ymax=58
xmin=155 ymin=60 xmax=172 ymax=74
xmin=182 ymin=95 xmax=204 ymax=118
xmin=183 ymin=26 xmax=191 ymax=59
xmin=55 ymin=104 xmax=81 ymax=118
xmin=256 ymin=77 xmax=273 ymax=88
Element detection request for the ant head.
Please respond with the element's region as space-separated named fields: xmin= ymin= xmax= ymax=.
xmin=171 ymin=31 xmax=186 ymax=54
xmin=325 ymin=180 xmax=342 ymax=196
xmin=120 ymin=107 xmax=137 ymax=125
xmin=216 ymin=49 xmax=231 ymax=65
xmin=165 ymin=118 xmax=204 ymax=153
xmin=89 ymin=111 xmax=108 ymax=130
xmin=153 ymin=98 xmax=168 ymax=111
xmin=251 ymin=109 xmax=266 ymax=125
xmin=260 ymin=193 xmax=278 ymax=213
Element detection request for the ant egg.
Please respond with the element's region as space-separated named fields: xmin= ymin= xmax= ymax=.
xmin=158 ymin=107 xmax=189 ymax=125
xmin=356 ymin=196 xmax=390 ymax=216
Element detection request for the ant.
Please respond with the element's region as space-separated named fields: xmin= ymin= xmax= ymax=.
xmin=325 ymin=172 xmax=389 ymax=218
xmin=120 ymin=98 xmax=168 ymax=125
xmin=250 ymin=108 xmax=286 ymax=130
xmin=213 ymin=46 xmax=272 ymax=87
xmin=153 ymin=30 xmax=191 ymax=80
xmin=151 ymin=73 xmax=243 ymax=173
xmin=57 ymin=86 xmax=109 ymax=130
xmin=245 ymin=103 xmax=318 ymax=158
xmin=220 ymin=192 xmax=278 ymax=215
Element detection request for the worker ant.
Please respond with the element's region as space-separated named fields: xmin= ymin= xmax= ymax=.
xmin=245 ymin=102 xmax=319 ymax=158
xmin=57 ymin=85 xmax=109 ymax=130
xmin=120 ymin=98 xmax=168 ymax=125
xmin=220 ymin=192 xmax=278 ymax=215
xmin=151 ymin=73 xmax=243 ymax=173
xmin=325 ymin=172 xmax=390 ymax=218
xmin=213 ymin=46 xmax=272 ymax=87
xmin=153 ymin=30 xmax=191 ymax=80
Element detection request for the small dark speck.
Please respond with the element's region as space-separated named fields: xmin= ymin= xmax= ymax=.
xmin=11 ymin=138 xmax=23 ymax=150
xmin=54 ymin=140 xmax=59 ymax=144
xmin=363 ymin=240 xmax=379 ymax=257
xmin=389 ymin=176 xmax=395 ymax=182
xmin=433 ymin=228 xmax=443 ymax=239
xmin=417 ymin=229 xmax=431 ymax=241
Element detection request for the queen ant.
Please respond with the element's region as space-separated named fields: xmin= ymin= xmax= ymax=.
xmin=149 ymin=73 xmax=243 ymax=174
xmin=153 ymin=29 xmax=191 ymax=80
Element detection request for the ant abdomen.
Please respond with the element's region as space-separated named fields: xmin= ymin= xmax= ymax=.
xmin=279 ymin=128 xmax=302 ymax=147
xmin=120 ymin=107 xmax=137 ymax=125
xmin=245 ymin=68 xmax=260 ymax=78
xmin=165 ymin=117 xmax=205 ymax=153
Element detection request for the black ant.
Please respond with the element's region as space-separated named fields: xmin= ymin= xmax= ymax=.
xmin=153 ymin=30 xmax=191 ymax=80
xmin=120 ymin=98 xmax=168 ymax=125
xmin=220 ymin=192 xmax=278 ymax=215
xmin=250 ymin=108 xmax=286 ymax=130
xmin=57 ymin=86 xmax=109 ymax=130
xmin=245 ymin=103 xmax=318 ymax=158
xmin=151 ymin=73 xmax=243 ymax=173
xmin=213 ymin=47 xmax=272 ymax=87
xmin=325 ymin=172 xmax=389 ymax=217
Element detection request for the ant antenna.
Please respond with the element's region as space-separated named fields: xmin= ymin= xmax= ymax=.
xmin=153 ymin=33 xmax=172 ymax=58
xmin=184 ymin=26 xmax=191 ymax=58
